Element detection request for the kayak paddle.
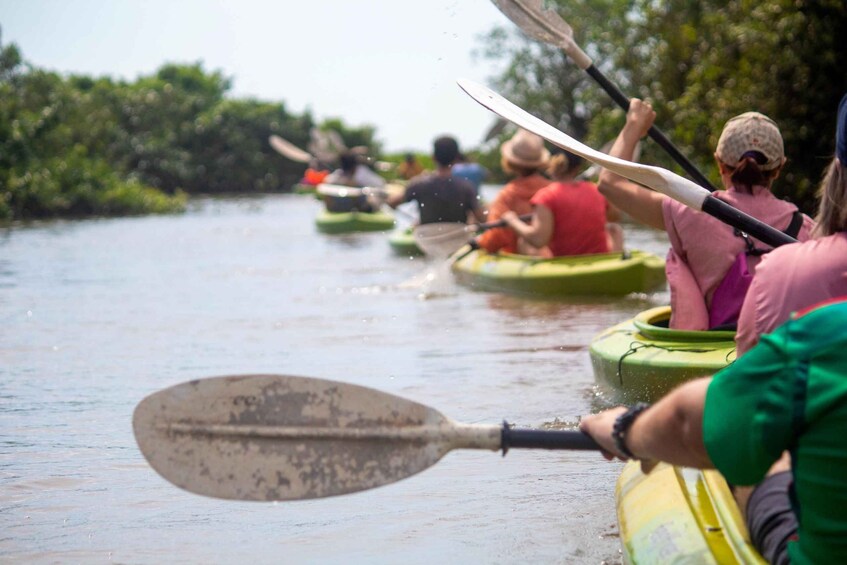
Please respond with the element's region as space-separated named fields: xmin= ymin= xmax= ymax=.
xmin=269 ymin=134 xmax=313 ymax=164
xmin=456 ymin=79 xmax=797 ymax=249
xmin=413 ymin=214 xmax=533 ymax=258
xmin=133 ymin=374 xmax=598 ymax=502
xmin=491 ymin=0 xmax=718 ymax=192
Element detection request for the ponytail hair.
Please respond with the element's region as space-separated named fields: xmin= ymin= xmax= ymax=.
xmin=813 ymin=158 xmax=847 ymax=237
xmin=725 ymin=151 xmax=779 ymax=192
xmin=547 ymin=150 xmax=584 ymax=181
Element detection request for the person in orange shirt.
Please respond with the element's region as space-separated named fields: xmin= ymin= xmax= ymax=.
xmin=476 ymin=129 xmax=551 ymax=255
xmin=501 ymin=151 xmax=623 ymax=256
xmin=396 ymin=153 xmax=424 ymax=181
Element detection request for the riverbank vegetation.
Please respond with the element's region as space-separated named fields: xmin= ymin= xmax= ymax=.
xmin=0 ymin=40 xmax=380 ymax=221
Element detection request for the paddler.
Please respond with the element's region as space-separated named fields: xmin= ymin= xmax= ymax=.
xmin=499 ymin=150 xmax=624 ymax=257
xmin=322 ymin=151 xmax=386 ymax=213
xmin=387 ymin=135 xmax=485 ymax=225
xmin=476 ymin=128 xmax=552 ymax=255
xmin=598 ymin=100 xmax=814 ymax=330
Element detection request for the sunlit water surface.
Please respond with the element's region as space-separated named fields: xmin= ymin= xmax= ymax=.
xmin=1 ymin=187 xmax=670 ymax=563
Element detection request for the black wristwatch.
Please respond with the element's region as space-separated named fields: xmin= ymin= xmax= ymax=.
xmin=612 ymin=402 xmax=651 ymax=459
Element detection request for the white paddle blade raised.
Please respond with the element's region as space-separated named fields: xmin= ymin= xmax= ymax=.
xmin=456 ymin=79 xmax=710 ymax=212
xmin=491 ymin=0 xmax=592 ymax=69
xmin=133 ymin=375 xmax=501 ymax=502
xmin=268 ymin=135 xmax=313 ymax=163
xmin=413 ymin=223 xmax=475 ymax=258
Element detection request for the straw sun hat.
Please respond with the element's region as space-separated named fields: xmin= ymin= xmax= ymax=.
xmin=501 ymin=129 xmax=550 ymax=169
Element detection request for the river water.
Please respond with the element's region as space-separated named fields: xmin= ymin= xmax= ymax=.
xmin=1 ymin=187 xmax=670 ymax=564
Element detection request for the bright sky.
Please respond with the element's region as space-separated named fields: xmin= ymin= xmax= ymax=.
xmin=0 ymin=0 xmax=510 ymax=153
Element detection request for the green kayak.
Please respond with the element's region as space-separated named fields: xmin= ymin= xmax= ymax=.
xmin=292 ymin=183 xmax=318 ymax=195
xmin=315 ymin=210 xmax=395 ymax=234
xmin=388 ymin=228 xmax=423 ymax=256
xmin=590 ymin=306 xmax=736 ymax=403
xmin=617 ymin=461 xmax=766 ymax=564
xmin=450 ymin=248 xmax=666 ymax=297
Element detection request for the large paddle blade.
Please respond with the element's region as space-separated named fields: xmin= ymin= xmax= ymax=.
xmin=458 ymin=79 xmax=709 ymax=211
xmin=456 ymin=79 xmax=797 ymax=248
xmin=134 ymin=375 xmax=599 ymax=502
xmin=133 ymin=375 xmax=502 ymax=501
xmin=269 ymin=135 xmax=313 ymax=163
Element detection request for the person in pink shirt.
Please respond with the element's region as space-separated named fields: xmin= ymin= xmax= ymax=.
xmin=598 ymin=100 xmax=814 ymax=330
xmin=735 ymin=93 xmax=847 ymax=355
xmin=500 ymin=151 xmax=623 ymax=256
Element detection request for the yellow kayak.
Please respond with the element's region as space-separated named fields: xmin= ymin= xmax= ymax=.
xmin=617 ymin=461 xmax=766 ymax=564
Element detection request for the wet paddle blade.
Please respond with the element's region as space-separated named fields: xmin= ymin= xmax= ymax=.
xmin=456 ymin=79 xmax=710 ymax=212
xmin=268 ymin=135 xmax=313 ymax=163
xmin=492 ymin=0 xmax=591 ymax=69
xmin=133 ymin=375 xmax=501 ymax=501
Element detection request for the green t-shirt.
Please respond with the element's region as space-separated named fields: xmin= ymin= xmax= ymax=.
xmin=703 ymin=298 xmax=847 ymax=565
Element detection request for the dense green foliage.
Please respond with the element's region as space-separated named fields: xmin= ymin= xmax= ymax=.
xmin=478 ymin=0 xmax=847 ymax=212
xmin=0 ymin=41 xmax=381 ymax=221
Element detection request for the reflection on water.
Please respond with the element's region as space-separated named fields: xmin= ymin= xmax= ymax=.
xmin=0 ymin=190 xmax=670 ymax=563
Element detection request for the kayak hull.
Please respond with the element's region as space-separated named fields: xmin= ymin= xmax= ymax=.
xmin=590 ymin=306 xmax=736 ymax=403
xmin=388 ymin=228 xmax=423 ymax=256
xmin=617 ymin=461 xmax=766 ymax=564
xmin=315 ymin=210 xmax=395 ymax=234
xmin=450 ymin=249 xmax=666 ymax=297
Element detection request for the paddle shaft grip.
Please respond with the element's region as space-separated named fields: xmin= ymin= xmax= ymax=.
xmin=584 ymin=65 xmax=719 ymax=193
xmin=478 ymin=213 xmax=533 ymax=233
xmin=701 ymin=195 xmax=797 ymax=248
xmin=501 ymin=425 xmax=600 ymax=453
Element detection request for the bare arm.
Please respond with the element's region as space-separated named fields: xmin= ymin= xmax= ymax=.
xmin=501 ymin=207 xmax=553 ymax=248
xmin=579 ymin=377 xmax=713 ymax=471
xmin=597 ymin=99 xmax=667 ymax=231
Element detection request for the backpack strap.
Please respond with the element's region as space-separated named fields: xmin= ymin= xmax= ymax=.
xmin=784 ymin=210 xmax=804 ymax=239
xmin=734 ymin=210 xmax=805 ymax=256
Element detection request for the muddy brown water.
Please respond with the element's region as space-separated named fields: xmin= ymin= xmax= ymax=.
xmin=1 ymin=188 xmax=670 ymax=563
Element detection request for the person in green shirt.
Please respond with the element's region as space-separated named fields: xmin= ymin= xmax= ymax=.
xmin=580 ymin=297 xmax=847 ymax=564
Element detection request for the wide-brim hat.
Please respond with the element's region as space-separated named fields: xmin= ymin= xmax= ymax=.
xmin=501 ymin=128 xmax=550 ymax=169
xmin=715 ymin=112 xmax=784 ymax=171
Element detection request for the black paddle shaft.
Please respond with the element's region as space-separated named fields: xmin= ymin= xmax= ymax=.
xmin=500 ymin=422 xmax=600 ymax=454
xmin=584 ymin=65 xmax=719 ymax=193
xmin=701 ymin=195 xmax=797 ymax=248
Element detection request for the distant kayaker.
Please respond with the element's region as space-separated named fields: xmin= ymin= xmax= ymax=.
xmin=451 ymin=153 xmax=488 ymax=197
xmin=476 ymin=129 xmax=551 ymax=255
xmin=323 ymin=151 xmax=385 ymax=213
xmin=735 ymin=92 xmax=847 ymax=355
xmin=396 ymin=153 xmax=424 ymax=181
xmin=387 ymin=136 xmax=485 ymax=225
xmin=580 ymin=296 xmax=847 ymax=564
xmin=598 ymin=100 xmax=814 ymax=330
xmin=499 ymin=150 xmax=624 ymax=257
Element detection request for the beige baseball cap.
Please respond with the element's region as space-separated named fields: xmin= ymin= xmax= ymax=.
xmin=715 ymin=112 xmax=784 ymax=170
